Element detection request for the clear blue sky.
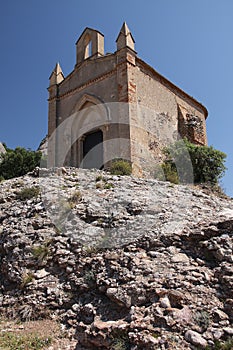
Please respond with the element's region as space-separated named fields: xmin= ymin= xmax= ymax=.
xmin=1 ymin=0 xmax=232 ymax=196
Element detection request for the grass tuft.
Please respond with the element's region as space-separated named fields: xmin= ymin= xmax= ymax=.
xmin=16 ymin=187 xmax=40 ymax=201
xmin=0 ymin=332 xmax=51 ymax=350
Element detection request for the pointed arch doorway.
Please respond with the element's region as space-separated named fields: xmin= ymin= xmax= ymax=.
xmin=71 ymin=96 xmax=108 ymax=169
xmin=82 ymin=129 xmax=103 ymax=169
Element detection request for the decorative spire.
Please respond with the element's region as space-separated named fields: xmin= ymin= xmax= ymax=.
xmin=116 ymin=22 xmax=135 ymax=51
xmin=49 ymin=62 xmax=64 ymax=86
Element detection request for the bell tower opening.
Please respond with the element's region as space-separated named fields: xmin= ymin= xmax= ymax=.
xmin=76 ymin=27 xmax=104 ymax=64
xmin=84 ymin=34 xmax=92 ymax=59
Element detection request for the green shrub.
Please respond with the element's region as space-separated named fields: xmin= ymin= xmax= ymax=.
xmin=160 ymin=139 xmax=226 ymax=185
xmin=96 ymin=175 xmax=104 ymax=182
xmin=16 ymin=187 xmax=40 ymax=201
xmin=111 ymin=338 xmax=129 ymax=350
xmin=110 ymin=159 xmax=132 ymax=176
xmin=104 ymin=182 xmax=114 ymax=189
xmin=0 ymin=145 xmax=41 ymax=180
xmin=161 ymin=161 xmax=179 ymax=184
xmin=194 ymin=310 xmax=210 ymax=331
xmin=110 ymin=330 xmax=130 ymax=350
xmin=83 ymin=268 xmax=96 ymax=285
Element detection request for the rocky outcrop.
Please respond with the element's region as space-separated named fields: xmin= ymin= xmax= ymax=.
xmin=0 ymin=142 xmax=6 ymax=159
xmin=0 ymin=168 xmax=232 ymax=349
xmin=37 ymin=136 xmax=48 ymax=156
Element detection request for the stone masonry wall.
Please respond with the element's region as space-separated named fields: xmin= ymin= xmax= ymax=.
xmin=47 ymin=28 xmax=208 ymax=172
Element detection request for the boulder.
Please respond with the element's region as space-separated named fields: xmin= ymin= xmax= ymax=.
xmin=185 ymin=330 xmax=208 ymax=347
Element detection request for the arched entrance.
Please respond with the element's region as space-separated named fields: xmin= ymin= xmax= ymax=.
xmin=82 ymin=129 xmax=103 ymax=169
xmin=70 ymin=95 xmax=110 ymax=169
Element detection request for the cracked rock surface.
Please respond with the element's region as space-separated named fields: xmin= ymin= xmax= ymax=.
xmin=0 ymin=168 xmax=232 ymax=349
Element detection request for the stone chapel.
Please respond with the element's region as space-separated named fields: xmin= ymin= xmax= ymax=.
xmin=47 ymin=23 xmax=208 ymax=176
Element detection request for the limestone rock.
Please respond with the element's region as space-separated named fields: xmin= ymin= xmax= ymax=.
xmin=171 ymin=253 xmax=189 ymax=263
xmin=159 ymin=295 xmax=171 ymax=309
xmin=0 ymin=142 xmax=6 ymax=155
xmin=223 ymin=327 xmax=233 ymax=335
xmin=106 ymin=287 xmax=131 ymax=308
xmin=185 ymin=330 xmax=208 ymax=347
xmin=0 ymin=168 xmax=232 ymax=349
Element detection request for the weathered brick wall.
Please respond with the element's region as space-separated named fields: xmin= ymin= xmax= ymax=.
xmin=127 ymin=58 xmax=207 ymax=176
xmin=48 ymin=52 xmax=133 ymax=167
xmin=129 ymin=61 xmax=177 ymax=176
xmin=59 ymin=55 xmax=116 ymax=97
xmin=57 ymin=74 xmax=118 ymax=124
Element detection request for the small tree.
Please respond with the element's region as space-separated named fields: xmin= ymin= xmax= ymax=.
xmin=0 ymin=145 xmax=42 ymax=179
xmin=161 ymin=139 xmax=226 ymax=185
